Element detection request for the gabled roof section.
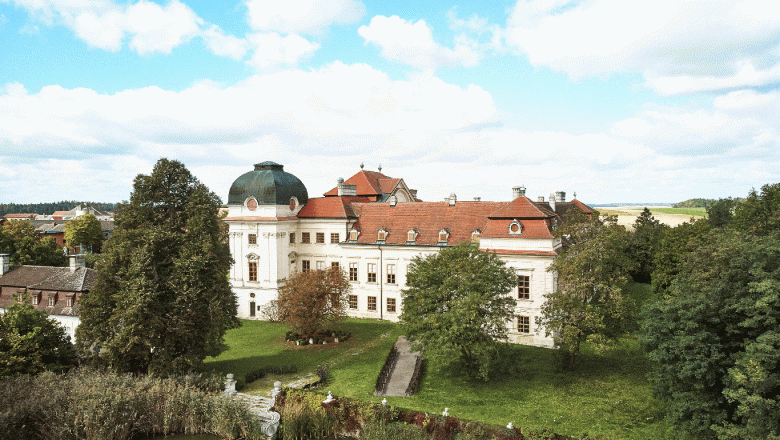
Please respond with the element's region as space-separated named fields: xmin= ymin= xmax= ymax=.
xmin=480 ymin=218 xmax=555 ymax=239
xmin=377 ymin=178 xmax=401 ymax=194
xmin=297 ymin=196 xmax=370 ymax=218
xmin=0 ymin=266 xmax=97 ymax=292
xmin=324 ymin=170 xmax=389 ymax=198
xmin=350 ymin=201 xmax=505 ymax=245
xmin=488 ymin=197 xmax=552 ymax=219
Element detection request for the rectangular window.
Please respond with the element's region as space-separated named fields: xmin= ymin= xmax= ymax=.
xmin=66 ymin=297 xmax=73 ymax=307
xmin=331 ymin=261 xmax=340 ymax=269
xmin=387 ymin=298 xmax=396 ymax=313
xmin=349 ymin=230 xmax=358 ymax=241
xmin=407 ymin=231 xmax=415 ymax=242
xmin=302 ymin=260 xmax=310 ymax=272
xmin=32 ymin=295 xmax=38 ymax=305
xmin=316 ymin=261 xmax=325 ymax=271
xmin=349 ymin=263 xmax=358 ymax=281
xmin=348 ymin=294 xmax=358 ymax=310
xmin=518 ymin=316 xmax=530 ymax=333
xmin=518 ymin=275 xmax=530 ymax=299
xmin=248 ymin=261 xmax=258 ymax=281
xmin=289 ymin=232 xmax=296 ymax=244
xmin=248 ymin=233 xmax=257 ymax=245
xmin=48 ymin=296 xmax=55 ymax=306
xmin=367 ymin=296 xmax=377 ymax=311
xmin=386 ymin=264 xmax=396 ymax=284
xmin=330 ymin=232 xmax=340 ymax=243
xmin=367 ymin=263 xmax=377 ymax=283
xmin=316 ymin=232 xmax=325 ymax=243
xmin=302 ymin=232 xmax=310 ymax=243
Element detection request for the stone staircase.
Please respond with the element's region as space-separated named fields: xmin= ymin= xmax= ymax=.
xmin=225 ymin=374 xmax=281 ymax=439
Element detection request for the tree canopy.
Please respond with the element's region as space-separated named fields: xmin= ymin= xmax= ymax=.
xmin=640 ymin=231 xmax=780 ymax=439
xmin=76 ymin=158 xmax=238 ymax=375
xmin=0 ymin=302 xmax=76 ymax=376
xmin=64 ymin=213 xmax=104 ymax=253
xmin=277 ymin=266 xmax=350 ymax=335
xmin=650 ymin=218 xmax=710 ymax=297
xmin=732 ymin=182 xmax=780 ymax=236
xmin=400 ymin=243 xmax=517 ymax=381
xmin=539 ymin=210 xmax=636 ymax=370
xmin=0 ymin=221 xmax=66 ymax=267
xmin=626 ymin=208 xmax=667 ymax=283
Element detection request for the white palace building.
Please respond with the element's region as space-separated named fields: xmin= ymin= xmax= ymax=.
xmin=225 ymin=162 xmax=594 ymax=348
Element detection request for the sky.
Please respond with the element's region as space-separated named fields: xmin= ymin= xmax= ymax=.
xmin=0 ymin=0 xmax=778 ymax=205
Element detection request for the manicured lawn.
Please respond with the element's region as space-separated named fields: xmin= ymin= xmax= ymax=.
xmin=206 ymin=316 xmax=672 ymax=440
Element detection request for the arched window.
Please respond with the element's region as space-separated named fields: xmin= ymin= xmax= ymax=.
xmin=349 ymin=229 xmax=359 ymax=242
xmin=407 ymin=229 xmax=417 ymax=243
xmin=377 ymin=229 xmax=387 ymax=242
xmin=438 ymin=229 xmax=449 ymax=244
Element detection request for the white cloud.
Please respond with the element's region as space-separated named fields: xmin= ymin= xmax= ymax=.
xmin=201 ymin=25 xmax=249 ymax=60
xmin=359 ymin=15 xmax=480 ymax=71
xmin=246 ymin=32 xmax=319 ymax=68
xmin=245 ymin=0 xmax=365 ymax=35
xmin=505 ymin=0 xmax=780 ymax=94
xmin=124 ymin=0 xmax=202 ymax=55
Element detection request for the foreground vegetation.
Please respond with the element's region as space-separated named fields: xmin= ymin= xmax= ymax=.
xmin=206 ymin=314 xmax=670 ymax=439
xmin=0 ymin=368 xmax=263 ymax=440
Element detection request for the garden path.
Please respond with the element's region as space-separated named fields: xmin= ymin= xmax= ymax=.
xmin=381 ymin=336 xmax=421 ymax=397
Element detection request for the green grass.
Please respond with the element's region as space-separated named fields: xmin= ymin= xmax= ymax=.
xmin=649 ymin=207 xmax=706 ymax=217
xmin=206 ymin=317 xmax=672 ymax=440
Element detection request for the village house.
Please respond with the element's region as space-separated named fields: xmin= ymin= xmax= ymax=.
xmin=0 ymin=254 xmax=96 ymax=341
xmin=224 ymin=162 xmax=593 ymax=348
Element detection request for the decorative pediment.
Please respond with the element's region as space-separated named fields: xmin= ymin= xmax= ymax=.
xmin=288 ymin=251 xmax=299 ymax=259
xmin=246 ymin=253 xmax=261 ymax=261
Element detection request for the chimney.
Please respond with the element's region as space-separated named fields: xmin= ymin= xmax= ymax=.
xmin=538 ymin=196 xmax=545 ymax=202
xmin=69 ymin=254 xmax=85 ymax=272
xmin=337 ymin=178 xmax=357 ymax=197
xmin=555 ymin=191 xmax=566 ymax=202
xmin=410 ymin=189 xmax=418 ymax=199
xmin=512 ymin=185 xmax=526 ymax=199
xmin=0 ymin=254 xmax=9 ymax=276
xmin=549 ymin=192 xmax=556 ymax=212
xmin=448 ymin=193 xmax=457 ymax=206
xmin=473 ymin=197 xmax=481 ymax=201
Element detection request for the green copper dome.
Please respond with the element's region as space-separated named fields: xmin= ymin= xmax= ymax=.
xmin=228 ymin=162 xmax=309 ymax=206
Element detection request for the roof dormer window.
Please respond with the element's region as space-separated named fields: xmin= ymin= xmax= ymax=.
xmin=377 ymin=229 xmax=388 ymax=243
xmin=471 ymin=229 xmax=481 ymax=243
xmin=349 ymin=229 xmax=359 ymax=242
xmin=509 ymin=220 xmax=523 ymax=235
xmin=407 ymin=229 xmax=417 ymax=243
xmin=438 ymin=229 xmax=449 ymax=244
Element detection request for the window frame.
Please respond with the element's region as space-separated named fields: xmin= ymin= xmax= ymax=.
xmin=518 ymin=275 xmax=530 ymax=300
xmin=367 ymin=263 xmax=377 ymax=283
xmin=386 ymin=297 xmax=396 ymax=313
xmin=316 ymin=232 xmax=325 ymax=244
xmin=316 ymin=261 xmax=325 ymax=271
xmin=518 ymin=315 xmax=530 ymax=333
xmin=330 ymin=232 xmax=340 ymax=243
xmin=367 ymin=296 xmax=377 ymax=311
xmin=349 ymin=262 xmax=358 ymax=282
xmin=386 ymin=263 xmax=396 ymax=284
xmin=248 ymin=233 xmax=257 ymax=245
xmin=289 ymin=232 xmax=296 ymax=244
xmin=248 ymin=261 xmax=258 ymax=281
xmin=348 ymin=294 xmax=358 ymax=310
xmin=302 ymin=260 xmax=310 ymax=272
xmin=301 ymin=232 xmax=310 ymax=243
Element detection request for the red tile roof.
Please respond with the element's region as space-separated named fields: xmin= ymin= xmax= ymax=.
xmin=480 ymin=218 xmax=555 ymax=239
xmin=3 ymin=213 xmax=37 ymax=219
xmin=324 ymin=170 xmax=392 ymax=197
xmin=487 ymin=197 xmax=552 ymax=219
xmin=297 ymin=197 xmax=370 ymax=218
xmin=350 ymin=201 xmax=505 ymax=245
xmin=377 ymin=178 xmax=401 ymax=194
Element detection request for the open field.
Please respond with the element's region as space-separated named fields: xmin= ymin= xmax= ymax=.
xmin=594 ymin=206 xmax=706 ymax=230
xmin=205 ymin=307 xmax=673 ymax=440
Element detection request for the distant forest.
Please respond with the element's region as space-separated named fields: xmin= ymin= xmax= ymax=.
xmin=0 ymin=201 xmax=118 ymax=217
xmin=674 ymin=198 xmax=744 ymax=209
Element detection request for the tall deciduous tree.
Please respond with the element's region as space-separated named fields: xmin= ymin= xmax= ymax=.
xmin=540 ymin=211 xmax=636 ymax=370
xmin=76 ymin=158 xmax=239 ymax=375
xmin=400 ymin=243 xmax=517 ymax=381
xmin=640 ymin=231 xmax=780 ymax=439
xmin=64 ymin=213 xmax=104 ymax=253
xmin=277 ymin=266 xmax=350 ymax=335
xmin=650 ymin=218 xmax=710 ymax=297
xmin=626 ymin=208 xmax=667 ymax=283
xmin=0 ymin=302 xmax=76 ymax=376
xmin=707 ymin=197 xmax=736 ymax=229
xmin=732 ymin=182 xmax=780 ymax=236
